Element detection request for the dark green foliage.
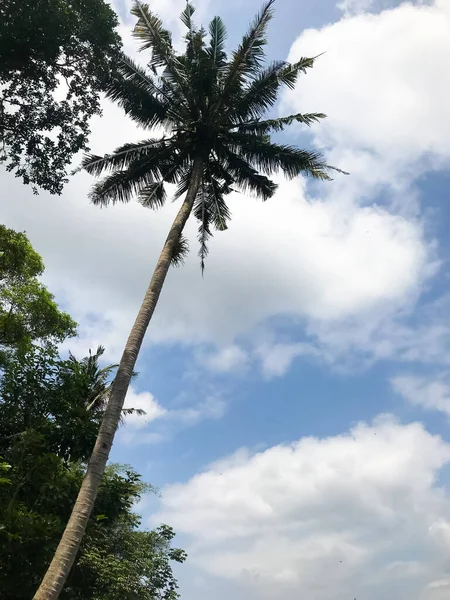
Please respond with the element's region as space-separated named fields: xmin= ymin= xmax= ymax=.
xmin=0 ymin=225 xmax=76 ymax=350
xmin=0 ymin=344 xmax=185 ymax=600
xmin=0 ymin=0 xmax=122 ymax=193
xmin=170 ymin=234 xmax=190 ymax=267
xmin=0 ymin=344 xmax=112 ymax=471
xmin=83 ymin=0 xmax=346 ymax=272
xmin=67 ymin=517 xmax=186 ymax=600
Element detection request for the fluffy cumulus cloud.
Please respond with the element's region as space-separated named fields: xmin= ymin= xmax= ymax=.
xmin=152 ymin=178 xmax=431 ymax=346
xmin=123 ymin=387 xmax=167 ymax=428
xmin=392 ymin=373 xmax=450 ymax=417
xmin=0 ymin=0 xmax=448 ymax=373
xmin=284 ymin=0 xmax=450 ymax=179
xmin=156 ymin=416 xmax=450 ymax=600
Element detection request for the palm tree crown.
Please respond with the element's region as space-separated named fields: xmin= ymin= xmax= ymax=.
xmin=82 ymin=0 xmax=343 ymax=271
xmin=67 ymin=345 xmax=117 ymax=412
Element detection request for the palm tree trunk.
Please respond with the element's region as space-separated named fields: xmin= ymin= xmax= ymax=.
xmin=33 ymin=156 xmax=204 ymax=600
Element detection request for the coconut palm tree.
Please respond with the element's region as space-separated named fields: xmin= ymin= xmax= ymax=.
xmin=67 ymin=346 xmax=117 ymax=412
xmin=34 ymin=1 xmax=345 ymax=597
xmin=67 ymin=345 xmax=142 ymax=416
xmin=55 ymin=346 xmax=143 ymax=461
xmin=53 ymin=346 xmax=118 ymax=462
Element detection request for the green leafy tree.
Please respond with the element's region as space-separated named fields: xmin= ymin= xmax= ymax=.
xmin=36 ymin=2 xmax=345 ymax=597
xmin=0 ymin=0 xmax=121 ymax=193
xmin=0 ymin=344 xmax=184 ymax=599
xmin=0 ymin=225 xmax=76 ymax=353
xmin=66 ymin=505 xmax=186 ymax=600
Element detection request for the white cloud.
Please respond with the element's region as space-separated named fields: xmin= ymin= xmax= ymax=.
xmin=284 ymin=0 xmax=450 ymax=178
xmin=171 ymin=396 xmax=226 ymax=425
xmin=150 ymin=178 xmax=432 ymax=366
xmin=306 ymin=292 xmax=450 ymax=370
xmin=123 ymin=387 xmax=167 ymax=428
xmin=119 ymin=385 xmax=226 ymax=444
xmin=202 ymin=345 xmax=249 ymax=374
xmin=255 ymin=342 xmax=320 ymax=378
xmin=337 ymin=0 xmax=375 ymax=13
xmin=155 ymin=416 xmax=450 ymax=600
xmin=391 ymin=373 xmax=450 ymax=417
xmin=426 ymin=579 xmax=450 ymax=600
xmin=337 ymin=0 xmax=422 ymax=16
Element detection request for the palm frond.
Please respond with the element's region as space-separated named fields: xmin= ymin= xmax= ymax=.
xmin=213 ymin=0 xmax=275 ymax=117
xmin=132 ymin=0 xmax=191 ymax=106
xmin=180 ymin=2 xmax=196 ymax=32
xmin=207 ymin=16 xmax=227 ymax=68
xmin=208 ymin=184 xmax=231 ymax=231
xmin=214 ymin=145 xmax=277 ymax=200
xmin=88 ymin=151 xmax=172 ymax=206
xmin=172 ymin=165 xmax=193 ymax=200
xmin=122 ymin=407 xmax=146 ymax=416
xmin=207 ymin=159 xmax=235 ymax=188
xmin=228 ymin=133 xmax=337 ymax=180
xmin=194 ymin=184 xmax=213 ymax=274
xmin=277 ymin=55 xmax=322 ymax=90
xmin=87 ymin=139 xmax=191 ymax=206
xmin=227 ymin=0 xmax=275 ymax=78
xmin=171 ymin=234 xmax=190 ymax=267
xmin=67 ymin=346 xmax=117 ymax=413
xmin=237 ymin=112 xmax=327 ymax=134
xmin=132 ymin=1 xmax=174 ymax=67
xmin=114 ymin=54 xmax=188 ymax=122
xmin=224 ymin=60 xmax=285 ymax=123
xmin=138 ymin=181 xmax=167 ymax=208
xmin=223 ymin=57 xmax=320 ymax=124
xmin=174 ymin=164 xmax=231 ymax=271
xmin=81 ymin=138 xmax=169 ymax=177
xmin=182 ymin=24 xmax=214 ymax=108
xmin=89 ymin=170 xmax=149 ymax=206
xmin=105 ymin=67 xmax=170 ymax=130
xmin=192 ymin=172 xmax=232 ymax=273
xmin=205 ymin=167 xmax=232 ymax=231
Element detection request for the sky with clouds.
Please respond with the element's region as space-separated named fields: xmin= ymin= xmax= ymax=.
xmin=2 ymin=0 xmax=450 ymax=598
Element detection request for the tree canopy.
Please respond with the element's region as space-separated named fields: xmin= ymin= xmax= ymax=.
xmin=0 ymin=225 xmax=76 ymax=351
xmin=0 ymin=232 xmax=184 ymax=598
xmin=0 ymin=342 xmax=185 ymax=600
xmin=0 ymin=0 xmax=122 ymax=193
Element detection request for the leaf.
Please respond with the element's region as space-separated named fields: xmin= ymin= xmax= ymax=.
xmin=131 ymin=1 xmax=173 ymax=66
xmin=121 ymin=407 xmax=146 ymax=416
xmin=207 ymin=16 xmax=227 ymax=67
xmin=220 ymin=0 xmax=275 ymax=100
xmin=180 ymin=2 xmax=196 ymax=30
xmin=237 ymin=112 xmax=327 ymax=135
xmin=138 ymin=181 xmax=167 ymax=209
xmin=171 ymin=234 xmax=190 ymax=267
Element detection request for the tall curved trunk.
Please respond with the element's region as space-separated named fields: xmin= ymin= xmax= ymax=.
xmin=33 ymin=156 xmax=204 ymax=600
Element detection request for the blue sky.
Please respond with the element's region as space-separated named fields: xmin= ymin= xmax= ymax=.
xmin=1 ymin=0 xmax=450 ymax=598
